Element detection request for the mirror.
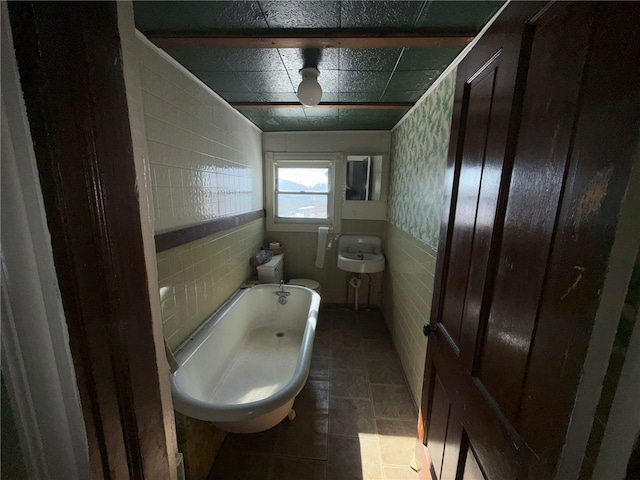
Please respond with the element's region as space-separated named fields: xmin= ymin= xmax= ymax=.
xmin=346 ymin=155 xmax=382 ymax=201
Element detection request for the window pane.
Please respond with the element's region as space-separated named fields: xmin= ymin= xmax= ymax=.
xmin=277 ymin=167 xmax=329 ymax=193
xmin=277 ymin=194 xmax=328 ymax=218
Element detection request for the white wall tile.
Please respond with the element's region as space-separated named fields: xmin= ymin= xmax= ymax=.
xmin=155 ymin=186 xmax=173 ymax=210
xmin=133 ymin=32 xmax=266 ymax=348
xmin=137 ymin=35 xmax=262 ymax=234
xmin=381 ymin=222 xmax=438 ymax=405
xmin=142 ymin=90 xmax=164 ymax=119
xmin=157 ymin=219 xmax=265 ymax=350
xmin=152 ymin=165 xmax=170 ymax=187
xmin=141 ymin=66 xmax=162 ymax=96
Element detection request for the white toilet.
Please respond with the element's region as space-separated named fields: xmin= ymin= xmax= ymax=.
xmin=256 ymin=253 xmax=321 ymax=295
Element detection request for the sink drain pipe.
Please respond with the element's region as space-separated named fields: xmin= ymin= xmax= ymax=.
xmin=364 ymin=273 xmax=372 ymax=307
xmin=349 ymin=275 xmax=362 ymax=311
xmin=345 ymin=273 xmax=374 ymax=310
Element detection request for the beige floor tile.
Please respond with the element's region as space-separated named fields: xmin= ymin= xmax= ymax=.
xmin=328 ymin=397 xmax=377 ymax=437
xmin=370 ymin=385 xmax=417 ymax=420
xmin=208 ymin=451 xmax=272 ymax=480
xmin=361 ymin=323 xmax=391 ymax=340
xmin=274 ymin=413 xmax=328 ymax=460
xmin=313 ymin=336 xmax=331 ymax=357
xmin=330 ymin=367 xmax=369 ymax=399
xmin=358 ymin=313 xmax=387 ymax=330
xmin=331 ymin=329 xmax=363 ymax=349
xmin=327 ymin=435 xmax=383 ymax=480
xmin=367 ymin=359 xmax=407 ymax=385
xmin=295 ymin=380 xmax=329 ymax=414
xmin=309 ymin=355 xmax=330 ymax=381
xmin=382 ymin=465 xmax=419 ymax=480
xmin=331 ymin=346 xmax=365 ymax=369
xmin=270 ymin=456 xmax=326 ymax=480
xmin=221 ymin=426 xmax=279 ymax=454
xmin=316 ymin=316 xmax=332 ymax=333
xmin=363 ymin=339 xmax=397 ymax=359
xmin=376 ymin=419 xmax=417 ymax=466
xmin=331 ymin=315 xmax=361 ymax=331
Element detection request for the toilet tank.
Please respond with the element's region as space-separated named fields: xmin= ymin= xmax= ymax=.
xmin=256 ymin=254 xmax=284 ymax=283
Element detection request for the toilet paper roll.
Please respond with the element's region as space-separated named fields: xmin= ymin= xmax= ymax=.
xmin=315 ymin=226 xmax=330 ymax=268
xmin=269 ymin=242 xmax=280 ymax=248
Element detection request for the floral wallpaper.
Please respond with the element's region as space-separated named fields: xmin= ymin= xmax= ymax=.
xmin=389 ymin=69 xmax=456 ymax=248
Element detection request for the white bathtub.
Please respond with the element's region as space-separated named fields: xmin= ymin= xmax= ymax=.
xmin=170 ymin=284 xmax=321 ymax=433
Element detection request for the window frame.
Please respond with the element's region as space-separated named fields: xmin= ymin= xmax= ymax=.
xmin=265 ymin=152 xmax=343 ymax=232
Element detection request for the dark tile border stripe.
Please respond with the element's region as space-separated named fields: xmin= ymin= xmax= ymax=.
xmin=154 ymin=209 xmax=265 ymax=252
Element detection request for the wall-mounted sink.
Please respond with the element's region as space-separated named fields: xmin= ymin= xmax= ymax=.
xmin=338 ymin=251 xmax=385 ymax=273
xmin=337 ymin=235 xmax=385 ymax=274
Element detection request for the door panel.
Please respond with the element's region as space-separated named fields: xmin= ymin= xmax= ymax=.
xmin=439 ymin=52 xmax=499 ymax=353
xmin=433 ymin=330 xmax=519 ymax=480
xmin=477 ymin=2 xmax=593 ymax=423
xmin=439 ymin=408 xmax=463 ymax=480
xmin=426 ymin=374 xmax=452 ymax=479
xmin=518 ymin=4 xmax=640 ymax=472
xmin=456 ymin=55 xmax=508 ymax=375
xmin=421 ymin=2 xmax=639 ymax=479
xmin=463 ymin=447 xmax=487 ymax=480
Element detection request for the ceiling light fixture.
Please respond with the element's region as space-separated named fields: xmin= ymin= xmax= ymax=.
xmin=297 ymin=67 xmax=322 ymax=107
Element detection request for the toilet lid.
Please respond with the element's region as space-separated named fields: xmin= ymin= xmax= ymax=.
xmin=289 ymin=278 xmax=320 ymax=290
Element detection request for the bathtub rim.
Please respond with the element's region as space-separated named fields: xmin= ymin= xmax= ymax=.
xmin=170 ymin=284 xmax=320 ymax=423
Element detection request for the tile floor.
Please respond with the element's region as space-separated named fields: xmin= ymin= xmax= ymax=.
xmin=208 ymin=305 xmax=419 ymax=480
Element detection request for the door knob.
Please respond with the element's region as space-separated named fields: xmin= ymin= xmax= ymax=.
xmin=423 ymin=324 xmax=438 ymax=337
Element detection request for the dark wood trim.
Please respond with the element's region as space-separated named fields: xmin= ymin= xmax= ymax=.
xmin=147 ymin=29 xmax=475 ymax=49
xmin=9 ymin=2 xmax=173 ymax=478
xmin=155 ymin=209 xmax=265 ymax=253
xmin=232 ymin=102 xmax=412 ymax=110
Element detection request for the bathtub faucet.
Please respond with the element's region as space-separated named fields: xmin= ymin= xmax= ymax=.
xmin=276 ymin=281 xmax=290 ymax=296
xmin=275 ymin=281 xmax=290 ymax=304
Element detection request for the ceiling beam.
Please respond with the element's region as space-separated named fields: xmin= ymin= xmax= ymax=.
xmin=147 ymin=29 xmax=475 ymax=49
xmin=231 ymin=102 xmax=413 ymax=110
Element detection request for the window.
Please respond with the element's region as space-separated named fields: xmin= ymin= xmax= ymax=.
xmin=265 ymin=153 xmax=342 ymax=232
xmin=276 ymin=166 xmax=329 ymax=219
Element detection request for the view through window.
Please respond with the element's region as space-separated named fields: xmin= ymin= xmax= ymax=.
xmin=276 ymin=167 xmax=329 ymax=219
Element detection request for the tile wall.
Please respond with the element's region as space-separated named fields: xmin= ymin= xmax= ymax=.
xmin=382 ymin=70 xmax=456 ymax=404
xmin=136 ymin=33 xmax=264 ymax=346
xmin=158 ymin=218 xmax=264 ymax=350
xmin=265 ymin=220 xmax=386 ymax=305
xmin=381 ymin=223 xmax=438 ymax=403
xmin=137 ymin=34 xmax=263 ymax=233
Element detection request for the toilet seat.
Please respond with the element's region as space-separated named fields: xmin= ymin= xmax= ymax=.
xmin=289 ymin=278 xmax=320 ymax=292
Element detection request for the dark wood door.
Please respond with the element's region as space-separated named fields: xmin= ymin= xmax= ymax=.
xmin=421 ymin=2 xmax=640 ymax=479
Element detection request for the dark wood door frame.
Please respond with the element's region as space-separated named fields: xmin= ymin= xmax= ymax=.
xmin=8 ymin=2 xmax=176 ymax=478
